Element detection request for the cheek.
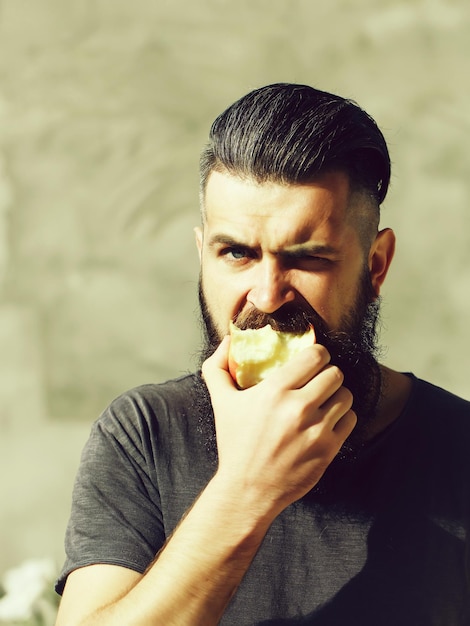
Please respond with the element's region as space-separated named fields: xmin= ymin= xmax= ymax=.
xmin=200 ymin=273 xmax=244 ymax=334
xmin=301 ymin=275 xmax=358 ymax=328
xmin=297 ymin=274 xmax=335 ymax=312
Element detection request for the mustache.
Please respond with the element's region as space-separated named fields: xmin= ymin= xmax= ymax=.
xmin=232 ymin=302 xmax=332 ymax=341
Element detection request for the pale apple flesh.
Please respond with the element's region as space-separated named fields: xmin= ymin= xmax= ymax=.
xmin=228 ymin=322 xmax=316 ymax=389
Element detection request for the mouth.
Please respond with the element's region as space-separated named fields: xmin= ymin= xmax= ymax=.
xmin=232 ymin=303 xmax=323 ymax=335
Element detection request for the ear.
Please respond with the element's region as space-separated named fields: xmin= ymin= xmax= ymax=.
xmin=368 ymin=228 xmax=395 ymax=297
xmin=194 ymin=226 xmax=203 ymax=262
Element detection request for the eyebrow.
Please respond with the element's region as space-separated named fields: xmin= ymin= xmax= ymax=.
xmin=206 ymin=234 xmax=339 ymax=257
xmin=281 ymin=242 xmax=339 ymax=258
xmin=206 ymin=234 xmax=246 ymax=249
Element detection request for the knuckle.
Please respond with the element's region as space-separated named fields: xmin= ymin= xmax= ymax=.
xmin=303 ymin=344 xmax=330 ymax=371
xmin=338 ymin=385 xmax=353 ymax=407
xmin=328 ymin=365 xmax=344 ymax=386
xmin=315 ymin=344 xmax=331 ymax=364
xmin=334 ymin=409 xmax=358 ymax=438
xmin=346 ymin=409 xmax=358 ymax=427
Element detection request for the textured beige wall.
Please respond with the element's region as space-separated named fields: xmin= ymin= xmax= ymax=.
xmin=0 ymin=0 xmax=469 ymax=578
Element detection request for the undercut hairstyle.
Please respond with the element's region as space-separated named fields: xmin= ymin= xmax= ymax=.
xmin=199 ymin=83 xmax=391 ymax=227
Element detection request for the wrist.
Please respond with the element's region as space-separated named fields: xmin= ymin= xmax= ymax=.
xmin=204 ymin=471 xmax=281 ymax=546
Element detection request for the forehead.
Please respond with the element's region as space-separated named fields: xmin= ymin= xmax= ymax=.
xmin=202 ymin=170 xmax=357 ymax=249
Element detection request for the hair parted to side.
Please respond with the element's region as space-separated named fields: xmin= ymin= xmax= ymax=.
xmin=199 ymin=83 xmax=391 ymax=211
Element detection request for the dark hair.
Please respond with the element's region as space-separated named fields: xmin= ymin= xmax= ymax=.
xmin=200 ymin=83 xmax=390 ymax=206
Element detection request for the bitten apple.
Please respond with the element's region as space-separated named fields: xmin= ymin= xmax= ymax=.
xmin=228 ymin=321 xmax=316 ymax=389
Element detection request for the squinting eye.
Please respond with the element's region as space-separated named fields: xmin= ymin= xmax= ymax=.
xmin=283 ymin=255 xmax=333 ymax=271
xmin=303 ymin=256 xmax=332 ymax=268
xmin=307 ymin=256 xmax=331 ymax=264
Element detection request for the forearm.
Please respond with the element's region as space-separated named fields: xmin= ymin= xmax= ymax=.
xmin=81 ymin=474 xmax=274 ymax=626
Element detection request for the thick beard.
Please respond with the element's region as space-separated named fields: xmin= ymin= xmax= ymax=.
xmin=195 ymin=268 xmax=383 ymax=473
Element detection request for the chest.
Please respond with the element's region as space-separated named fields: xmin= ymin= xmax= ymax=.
xmin=222 ymin=498 xmax=469 ymax=625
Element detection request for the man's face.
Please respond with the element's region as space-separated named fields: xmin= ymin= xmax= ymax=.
xmin=195 ymin=169 xmax=394 ymax=440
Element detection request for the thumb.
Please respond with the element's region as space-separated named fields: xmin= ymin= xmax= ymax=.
xmin=201 ymin=336 xmax=236 ymax=396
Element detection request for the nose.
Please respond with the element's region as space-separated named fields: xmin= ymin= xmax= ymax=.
xmin=246 ymin=259 xmax=295 ymax=314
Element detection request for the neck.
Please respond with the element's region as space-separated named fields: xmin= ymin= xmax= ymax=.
xmin=369 ymin=366 xmax=413 ymax=439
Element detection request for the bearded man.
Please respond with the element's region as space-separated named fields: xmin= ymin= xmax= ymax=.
xmin=55 ymin=84 xmax=470 ymax=626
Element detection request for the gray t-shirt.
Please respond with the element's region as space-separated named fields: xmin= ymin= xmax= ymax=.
xmin=57 ymin=373 xmax=470 ymax=625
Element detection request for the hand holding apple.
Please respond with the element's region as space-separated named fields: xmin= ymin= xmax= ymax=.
xmin=202 ymin=336 xmax=356 ymax=515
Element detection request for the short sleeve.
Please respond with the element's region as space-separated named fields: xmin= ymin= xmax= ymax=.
xmin=56 ymin=394 xmax=165 ymax=594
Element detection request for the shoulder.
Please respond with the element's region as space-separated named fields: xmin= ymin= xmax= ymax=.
xmin=76 ymin=370 xmax=215 ymax=486
xmin=113 ymin=371 xmax=200 ymax=403
xmin=406 ymin=375 xmax=470 ymax=447
xmin=410 ymin=376 xmax=470 ymax=416
xmin=105 ymin=372 xmax=200 ymax=419
xmin=107 ymin=372 xmax=200 ymax=413
xmin=91 ymin=372 xmax=206 ymax=449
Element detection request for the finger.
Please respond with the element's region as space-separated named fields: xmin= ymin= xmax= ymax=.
xmin=267 ymin=344 xmax=331 ymax=390
xmin=332 ymin=409 xmax=357 ymax=439
xmin=300 ymin=364 xmax=345 ymax=408
xmin=318 ymin=385 xmax=353 ymax=426
xmin=203 ymin=335 xmax=230 ymax=370
xmin=201 ymin=336 xmax=236 ymax=393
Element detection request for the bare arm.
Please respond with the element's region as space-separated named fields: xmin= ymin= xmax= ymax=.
xmin=55 ymin=337 xmax=356 ymax=626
